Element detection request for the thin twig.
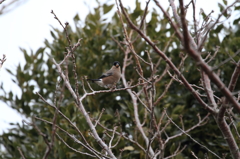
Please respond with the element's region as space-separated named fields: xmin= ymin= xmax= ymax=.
xmin=0 ymin=54 xmax=6 ymax=69
xmin=94 ymin=108 xmax=105 ymax=127
xmin=179 ymin=0 xmax=240 ymax=113
xmin=97 ymin=122 xmax=146 ymax=152
xmin=17 ymin=147 xmax=26 ymax=159
xmin=36 ymin=92 xmax=100 ymax=155
xmin=51 ymin=10 xmax=81 ymax=104
xmin=212 ymin=50 xmax=240 ymax=70
xmin=109 ymin=126 xmax=117 ymax=148
xmin=118 ymin=0 xmax=213 ymax=114
xmin=165 ymin=112 xmax=220 ymax=158
xmin=228 ymin=60 xmax=240 ymax=92
xmin=22 ymin=119 xmax=51 ymax=159
xmin=164 ymin=144 xmax=187 ymax=159
xmin=198 ymin=1 xmax=239 ymax=50
xmin=34 ymin=117 xmax=105 ymax=158
xmin=56 ymin=133 xmax=99 ymax=158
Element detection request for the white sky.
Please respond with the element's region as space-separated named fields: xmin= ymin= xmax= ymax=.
xmin=0 ymin=0 xmax=236 ymax=134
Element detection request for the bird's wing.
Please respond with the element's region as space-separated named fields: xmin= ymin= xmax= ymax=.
xmin=98 ymin=71 xmax=113 ymax=79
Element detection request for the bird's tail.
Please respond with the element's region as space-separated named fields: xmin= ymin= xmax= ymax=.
xmin=87 ymin=79 xmax=101 ymax=83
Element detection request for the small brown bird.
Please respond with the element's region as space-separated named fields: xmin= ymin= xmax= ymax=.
xmin=87 ymin=61 xmax=121 ymax=88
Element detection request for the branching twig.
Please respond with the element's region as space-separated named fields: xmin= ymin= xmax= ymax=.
xmin=132 ymin=91 xmax=151 ymax=112
xmin=0 ymin=54 xmax=6 ymax=69
xmin=191 ymin=151 xmax=199 ymax=159
xmin=23 ymin=119 xmax=51 ymax=159
xmin=165 ymin=112 xmax=221 ymax=158
xmin=97 ymin=122 xmax=146 ymax=152
xmin=58 ymin=39 xmax=82 ymax=65
xmin=51 ymin=10 xmax=81 ymax=104
xmin=0 ymin=0 xmax=24 ymax=14
xmin=117 ymin=8 xmax=155 ymax=156
xmin=164 ymin=144 xmax=187 ymax=159
xmin=228 ymin=60 xmax=240 ymax=92
xmin=212 ymin=50 xmax=240 ymax=70
xmin=179 ymin=0 xmax=240 ymax=113
xmin=36 ymin=92 xmax=103 ymax=157
xmin=55 ymin=133 xmax=99 ymax=158
xmin=94 ymin=108 xmax=105 ymax=127
xmin=109 ymin=126 xmax=117 ymax=148
xmin=52 ymin=58 xmax=116 ymax=158
xmin=153 ymin=0 xmax=183 ymax=41
xmin=206 ymin=46 xmax=220 ymax=63
xmin=118 ymin=0 xmax=214 ymax=114
xmin=34 ymin=117 xmax=105 ymax=158
xmin=198 ymin=0 xmax=239 ymax=50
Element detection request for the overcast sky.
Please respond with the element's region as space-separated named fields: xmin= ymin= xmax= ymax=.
xmin=0 ymin=0 xmax=236 ymax=134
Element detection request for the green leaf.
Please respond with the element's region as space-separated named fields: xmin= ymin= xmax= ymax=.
xmin=50 ymin=30 xmax=57 ymax=39
xmin=235 ymin=5 xmax=240 ymax=10
xmin=222 ymin=0 xmax=227 ymax=5
xmin=103 ymin=4 xmax=114 ymax=14
xmin=233 ymin=17 xmax=240 ymax=25
xmin=21 ymin=48 xmax=31 ymax=63
xmin=218 ymin=3 xmax=225 ymax=15
xmin=5 ymin=68 xmax=14 ymax=76
xmin=73 ymin=13 xmax=80 ymax=22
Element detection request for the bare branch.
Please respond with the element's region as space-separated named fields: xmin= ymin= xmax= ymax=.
xmin=191 ymin=0 xmax=199 ymax=45
xmin=56 ymin=133 xmax=99 ymax=158
xmin=178 ymin=0 xmax=240 ymax=114
xmin=154 ymin=75 xmax=174 ymax=106
xmin=36 ymin=92 xmax=107 ymax=158
xmin=17 ymin=147 xmax=26 ymax=159
xmin=212 ymin=50 xmax=240 ymax=70
xmin=191 ymin=151 xmax=199 ymax=159
xmin=132 ymin=91 xmax=151 ymax=112
xmin=153 ymin=0 xmax=183 ymax=41
xmin=139 ymin=0 xmax=150 ymax=30
xmin=97 ymin=122 xmax=146 ymax=152
xmin=0 ymin=54 xmax=6 ymax=69
xmin=108 ymin=126 xmax=117 ymax=148
xmin=51 ymin=10 xmax=81 ymax=104
xmin=228 ymin=60 xmax=240 ymax=92
xmin=154 ymin=54 xmax=187 ymax=106
xmin=201 ymin=71 xmax=218 ymax=110
xmin=34 ymin=117 xmax=105 ymax=158
xmin=229 ymin=116 xmax=240 ymax=140
xmin=217 ymin=98 xmax=240 ymax=159
xmin=118 ymin=0 xmax=214 ymax=114
xmin=94 ymin=108 xmax=105 ymax=127
xmin=23 ymin=119 xmax=52 ymax=159
xmin=58 ymin=39 xmax=83 ymax=66
xmin=197 ymin=0 xmax=239 ymax=50
xmin=165 ymin=113 xmax=221 ymax=158
xmin=169 ymin=0 xmax=182 ymax=27
xmin=164 ymin=144 xmax=187 ymax=159
xmin=206 ymin=46 xmax=220 ymax=63
xmin=0 ymin=0 xmax=26 ymax=14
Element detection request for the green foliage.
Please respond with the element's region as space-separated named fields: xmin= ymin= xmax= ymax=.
xmin=0 ymin=0 xmax=240 ymax=159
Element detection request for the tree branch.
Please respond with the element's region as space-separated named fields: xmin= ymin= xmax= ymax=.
xmin=118 ymin=0 xmax=214 ymax=114
xmin=178 ymin=0 xmax=240 ymax=114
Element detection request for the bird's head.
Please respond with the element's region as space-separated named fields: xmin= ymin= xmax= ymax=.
xmin=113 ymin=61 xmax=120 ymax=68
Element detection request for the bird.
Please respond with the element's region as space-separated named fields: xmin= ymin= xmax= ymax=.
xmin=87 ymin=61 xmax=121 ymax=89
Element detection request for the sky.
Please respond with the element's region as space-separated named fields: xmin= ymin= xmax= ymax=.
xmin=0 ymin=0 xmax=237 ymax=134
